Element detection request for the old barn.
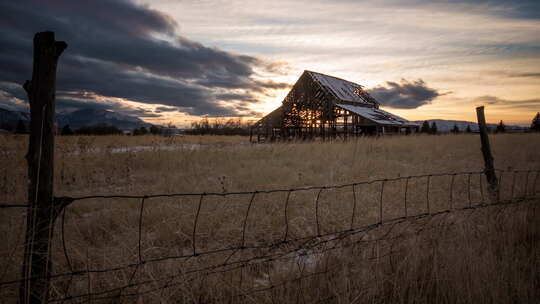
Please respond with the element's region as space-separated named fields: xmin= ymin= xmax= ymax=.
xmin=251 ymin=70 xmax=418 ymax=142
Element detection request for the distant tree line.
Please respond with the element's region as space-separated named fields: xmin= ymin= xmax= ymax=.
xmin=418 ymin=118 xmax=532 ymax=134
xmin=59 ymin=123 xmax=179 ymax=136
xmin=1 ymin=120 xmax=125 ymax=136
xmin=62 ymin=124 xmax=122 ymax=135
xmin=0 ymin=121 xmax=125 ymax=136
xmin=187 ymin=117 xmax=253 ymax=135
xmin=0 ymin=119 xmax=28 ymax=134
xmin=4 ymin=112 xmax=540 ymax=136
xmin=132 ymin=125 xmax=160 ymax=136
xmin=420 ymin=121 xmax=476 ymax=134
xmin=420 ymin=121 xmax=440 ymax=134
xmin=60 ymin=124 xmax=182 ymax=136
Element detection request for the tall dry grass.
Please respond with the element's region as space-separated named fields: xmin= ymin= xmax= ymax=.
xmin=0 ymin=133 xmax=539 ymax=303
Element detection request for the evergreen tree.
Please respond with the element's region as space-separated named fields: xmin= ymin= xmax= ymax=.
xmin=420 ymin=121 xmax=430 ymax=133
xmin=61 ymin=125 xmax=74 ymax=136
xmin=466 ymin=125 xmax=472 ymax=133
xmin=430 ymin=122 xmax=438 ymax=134
xmin=531 ymin=112 xmax=540 ymax=132
xmin=15 ymin=119 xmax=26 ymax=134
xmin=496 ymin=120 xmax=506 ymax=133
xmin=133 ymin=126 xmax=148 ymax=136
xmin=150 ymin=125 xmax=161 ymax=135
xmin=451 ymin=124 xmax=459 ymax=134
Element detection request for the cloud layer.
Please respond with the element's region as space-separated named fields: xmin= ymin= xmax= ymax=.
xmin=0 ymin=0 xmax=288 ymax=118
xmin=368 ymin=79 xmax=444 ymax=109
xmin=1 ymin=0 xmax=538 ymax=125
xmin=473 ymin=95 xmax=540 ymax=109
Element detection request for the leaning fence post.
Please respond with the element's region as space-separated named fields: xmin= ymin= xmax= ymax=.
xmin=476 ymin=106 xmax=498 ymax=200
xmin=19 ymin=31 xmax=67 ymax=304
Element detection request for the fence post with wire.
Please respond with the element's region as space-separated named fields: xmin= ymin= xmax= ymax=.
xmin=476 ymin=106 xmax=499 ymax=200
xmin=19 ymin=31 xmax=68 ymax=304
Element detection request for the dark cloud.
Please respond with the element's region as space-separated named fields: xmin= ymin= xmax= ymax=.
xmin=507 ymin=72 xmax=540 ymax=78
xmin=485 ymin=70 xmax=540 ymax=79
xmin=471 ymin=0 xmax=540 ymax=20
xmin=368 ymin=79 xmax=444 ymax=109
xmin=386 ymin=0 xmax=540 ymax=20
xmin=155 ymin=106 xmax=180 ymax=113
xmin=0 ymin=82 xmax=27 ymax=102
xmin=55 ymin=96 xmax=160 ymax=118
xmin=0 ymin=0 xmax=288 ymax=118
xmin=473 ymin=95 xmax=506 ymax=105
xmin=258 ymin=61 xmax=292 ymax=75
xmin=0 ymin=82 xmax=29 ymax=112
xmin=215 ymin=93 xmax=260 ymax=103
xmin=473 ymin=95 xmax=540 ymax=109
xmin=0 ymin=90 xmax=27 ymax=112
xmin=0 ymin=81 xmax=158 ymax=119
xmin=254 ymin=80 xmax=293 ymax=92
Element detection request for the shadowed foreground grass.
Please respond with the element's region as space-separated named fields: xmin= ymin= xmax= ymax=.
xmin=0 ymin=133 xmax=539 ymax=303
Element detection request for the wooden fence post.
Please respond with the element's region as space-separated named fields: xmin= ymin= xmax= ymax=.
xmin=19 ymin=31 xmax=67 ymax=304
xmin=476 ymin=106 xmax=499 ymax=200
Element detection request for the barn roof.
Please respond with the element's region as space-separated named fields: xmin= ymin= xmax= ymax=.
xmin=307 ymin=71 xmax=378 ymax=106
xmin=336 ymin=104 xmax=419 ymax=127
xmin=256 ymin=105 xmax=283 ymax=127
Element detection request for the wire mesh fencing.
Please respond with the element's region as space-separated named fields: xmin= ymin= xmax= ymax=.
xmin=0 ymin=169 xmax=539 ymax=303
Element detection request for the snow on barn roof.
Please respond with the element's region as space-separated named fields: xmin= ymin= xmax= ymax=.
xmin=307 ymin=71 xmax=378 ymax=106
xmin=336 ymin=104 xmax=419 ymax=127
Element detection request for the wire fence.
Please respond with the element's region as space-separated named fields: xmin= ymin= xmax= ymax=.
xmin=1 ymin=168 xmax=539 ymax=303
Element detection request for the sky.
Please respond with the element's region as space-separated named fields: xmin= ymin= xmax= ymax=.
xmin=1 ymin=0 xmax=539 ymax=127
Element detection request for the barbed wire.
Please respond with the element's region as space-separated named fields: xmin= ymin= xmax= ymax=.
xmin=0 ymin=169 xmax=538 ymax=303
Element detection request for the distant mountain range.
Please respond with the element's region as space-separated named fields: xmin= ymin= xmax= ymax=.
xmin=0 ymin=107 xmax=151 ymax=131
xmin=413 ymin=119 xmax=527 ymax=132
xmin=57 ymin=108 xmax=151 ymax=130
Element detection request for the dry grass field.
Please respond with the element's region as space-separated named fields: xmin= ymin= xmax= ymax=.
xmin=1 ymin=133 xmax=539 ymax=303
